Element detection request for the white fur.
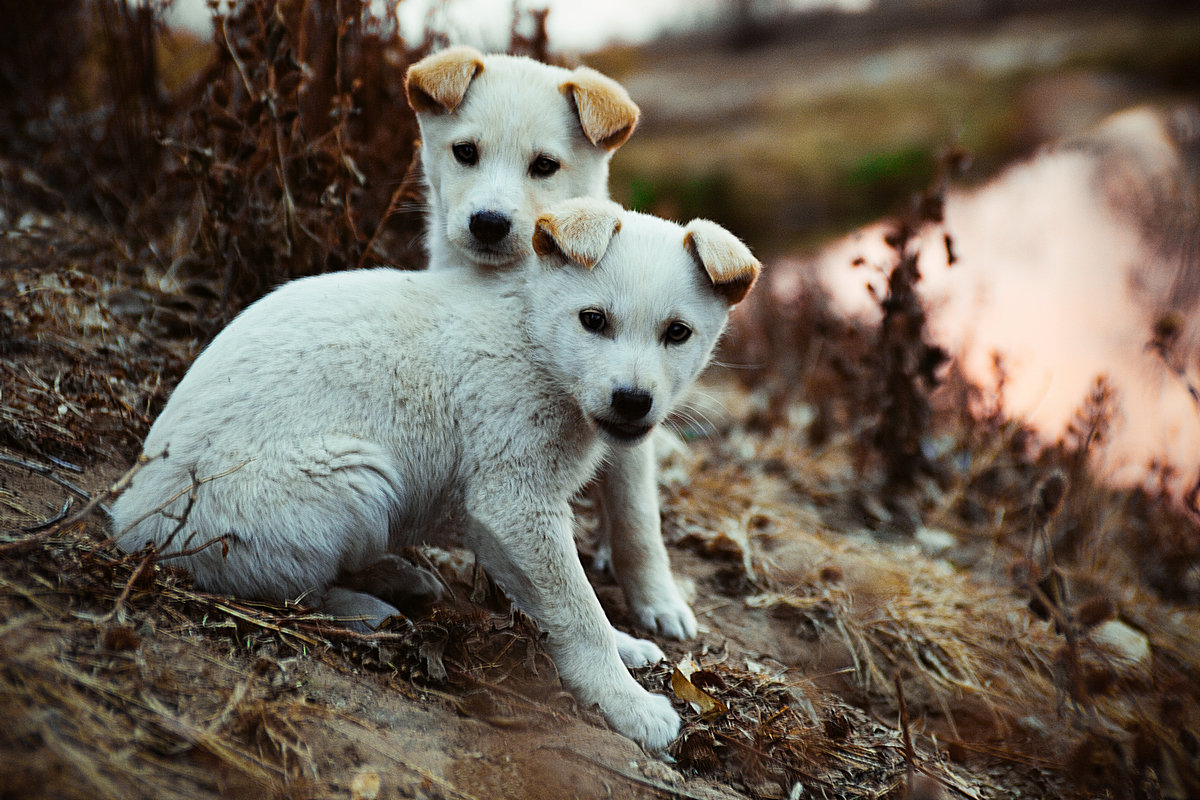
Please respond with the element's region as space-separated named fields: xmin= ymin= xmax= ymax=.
xmin=407 ymin=50 xmax=696 ymax=646
xmin=412 ymin=53 xmax=622 ymax=272
xmin=110 ymin=204 xmax=755 ymax=751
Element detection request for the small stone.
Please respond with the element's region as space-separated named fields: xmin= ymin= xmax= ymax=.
xmin=915 ymin=526 xmax=956 ymax=556
xmin=350 ymin=770 xmax=381 ymax=800
xmin=1090 ymin=619 xmax=1150 ymax=666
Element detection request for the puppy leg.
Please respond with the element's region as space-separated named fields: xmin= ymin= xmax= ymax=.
xmin=592 ymin=460 xmax=668 ymax=665
xmin=588 ymin=477 xmax=614 ymax=573
xmin=337 ymin=553 xmax=444 ymax=613
xmin=112 ymin=436 xmax=403 ymax=628
xmin=463 ymin=505 xmax=679 ymax=751
xmin=603 ymin=441 xmax=698 ymax=641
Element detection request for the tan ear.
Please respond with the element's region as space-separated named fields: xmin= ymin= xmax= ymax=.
xmin=405 ymin=46 xmax=485 ymax=114
xmin=560 ymin=67 xmax=640 ymax=151
xmin=533 ymin=198 xmax=624 ymax=269
xmin=683 ymin=219 xmax=762 ymax=305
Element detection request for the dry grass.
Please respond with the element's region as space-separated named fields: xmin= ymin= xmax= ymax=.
xmin=657 ymin=434 xmax=1200 ymax=798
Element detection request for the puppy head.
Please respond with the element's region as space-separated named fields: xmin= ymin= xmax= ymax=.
xmin=528 ymin=200 xmax=761 ymax=444
xmin=406 ymin=50 xmax=639 ymax=271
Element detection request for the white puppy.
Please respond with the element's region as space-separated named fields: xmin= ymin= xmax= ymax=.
xmin=406 ymin=48 xmax=695 ymax=645
xmin=109 ymin=199 xmax=761 ymax=751
xmin=405 ymin=46 xmax=638 ymax=273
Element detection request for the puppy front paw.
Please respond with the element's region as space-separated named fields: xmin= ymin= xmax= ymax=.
xmin=632 ymin=594 xmax=698 ymax=641
xmin=592 ymin=539 xmax=613 ymax=574
xmin=613 ymin=627 xmax=665 ymax=667
xmin=339 ymin=552 xmax=443 ymax=613
xmin=602 ymin=689 xmax=680 ymax=752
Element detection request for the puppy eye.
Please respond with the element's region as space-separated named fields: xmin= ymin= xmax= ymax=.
xmin=663 ymin=321 xmax=692 ymax=345
xmin=530 ymin=155 xmax=560 ymax=178
xmin=579 ymin=309 xmax=607 ymax=332
xmin=452 ymin=142 xmax=478 ymax=166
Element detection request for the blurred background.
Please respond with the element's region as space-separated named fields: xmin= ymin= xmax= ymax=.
xmin=585 ymin=0 xmax=1200 ymax=499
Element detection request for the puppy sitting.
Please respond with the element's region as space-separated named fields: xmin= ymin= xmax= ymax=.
xmin=109 ymin=199 xmax=760 ymax=751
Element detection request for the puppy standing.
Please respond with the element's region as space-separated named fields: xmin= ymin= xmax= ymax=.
xmin=406 ymin=47 xmax=698 ymax=648
xmin=109 ymin=199 xmax=760 ymax=750
xmin=405 ymin=46 xmax=637 ymax=272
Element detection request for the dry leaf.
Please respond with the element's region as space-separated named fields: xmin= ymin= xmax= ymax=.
xmin=350 ymin=770 xmax=381 ymax=800
xmin=671 ymin=655 xmax=728 ymax=718
xmin=419 ymin=639 xmax=447 ymax=681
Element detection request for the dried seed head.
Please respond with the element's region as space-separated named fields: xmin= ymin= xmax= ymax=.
xmin=101 ymin=625 xmax=141 ymax=653
xmin=819 ymin=565 xmax=844 ymax=584
xmin=1033 ymin=471 xmax=1069 ymax=525
xmin=823 ymin=710 xmax=852 ymax=741
xmin=1029 ymin=567 xmax=1067 ymax=623
xmin=1076 ymin=595 xmax=1117 ymax=629
xmin=945 ymin=741 xmax=969 ymax=763
xmin=1083 ymin=664 xmax=1118 ymax=697
xmin=1152 ymin=313 xmax=1182 ymax=349
xmin=1008 ymin=557 xmax=1041 ymax=584
xmin=674 ymin=729 xmax=720 ymax=772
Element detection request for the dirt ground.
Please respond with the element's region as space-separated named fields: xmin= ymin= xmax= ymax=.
xmin=0 ymin=225 xmax=1071 ymax=798
xmin=1 ymin=135 xmax=1196 ymax=800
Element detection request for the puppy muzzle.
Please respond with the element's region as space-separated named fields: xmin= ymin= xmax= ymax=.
xmin=595 ymin=388 xmax=655 ymax=443
xmin=594 ymin=417 xmax=654 ymax=444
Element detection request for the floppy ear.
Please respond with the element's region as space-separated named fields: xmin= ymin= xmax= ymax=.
xmin=405 ymin=46 xmax=485 ymax=114
xmin=560 ymin=67 xmax=640 ymax=151
xmin=533 ymin=198 xmax=624 ymax=269
xmin=683 ymin=219 xmax=762 ymax=305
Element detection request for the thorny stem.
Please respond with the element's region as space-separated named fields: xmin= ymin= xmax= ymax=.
xmin=98 ymin=547 xmax=155 ymax=623
xmin=334 ymin=0 xmax=364 ymax=245
xmin=0 ymin=451 xmax=93 ymax=506
xmin=1148 ymin=326 xmax=1200 ymax=517
xmin=154 ymin=534 xmax=231 ymax=561
xmin=356 ymin=155 xmax=421 ymax=269
xmin=220 ymin=15 xmax=254 ymax=97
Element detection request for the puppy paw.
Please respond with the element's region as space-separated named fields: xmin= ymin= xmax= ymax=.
xmin=592 ymin=540 xmax=613 ymax=574
xmin=613 ymin=627 xmax=665 ymax=667
xmin=339 ymin=553 xmax=443 ymax=612
xmin=602 ymin=689 xmax=680 ymax=753
xmin=321 ymin=587 xmax=404 ymax=633
xmin=632 ymin=595 xmax=698 ymax=641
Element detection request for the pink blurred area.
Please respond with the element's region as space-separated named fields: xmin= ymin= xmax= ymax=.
xmin=805 ymin=106 xmax=1200 ymax=489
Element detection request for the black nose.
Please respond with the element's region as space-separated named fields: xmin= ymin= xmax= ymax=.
xmin=611 ymin=389 xmax=653 ymax=421
xmin=469 ymin=211 xmax=511 ymax=245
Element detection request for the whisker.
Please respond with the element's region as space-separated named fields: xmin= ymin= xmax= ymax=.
xmin=710 ymin=357 xmax=764 ymax=371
